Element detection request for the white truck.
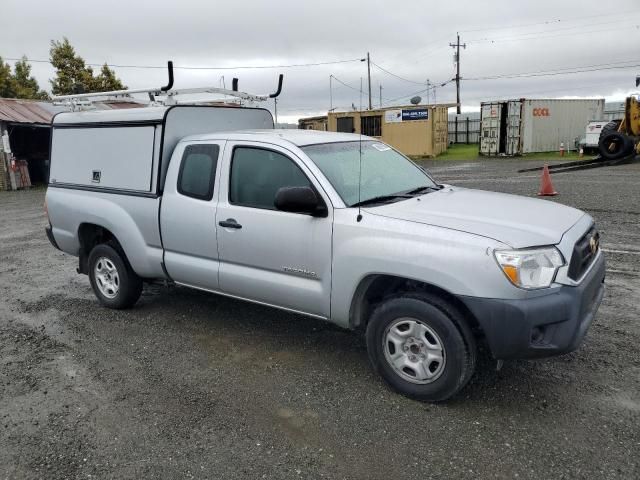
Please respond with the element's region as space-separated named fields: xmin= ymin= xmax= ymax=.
xmin=45 ymin=82 xmax=605 ymax=402
xmin=576 ymin=120 xmax=609 ymax=153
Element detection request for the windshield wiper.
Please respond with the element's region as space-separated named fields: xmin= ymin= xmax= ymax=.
xmin=350 ymin=194 xmax=413 ymax=208
xmin=404 ymin=185 xmax=439 ymax=195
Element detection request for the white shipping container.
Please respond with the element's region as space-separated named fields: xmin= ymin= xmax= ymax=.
xmin=479 ymin=98 xmax=604 ymax=155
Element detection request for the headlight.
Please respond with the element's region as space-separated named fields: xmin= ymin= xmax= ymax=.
xmin=494 ymin=247 xmax=564 ymax=289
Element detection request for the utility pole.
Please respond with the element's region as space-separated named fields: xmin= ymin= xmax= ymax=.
xmin=450 ymin=33 xmax=466 ymax=114
xmin=329 ymin=75 xmax=333 ymax=111
xmin=367 ymin=52 xmax=372 ymax=110
xmin=426 ymin=79 xmax=431 ymax=105
xmin=379 ymin=84 xmax=383 ymax=108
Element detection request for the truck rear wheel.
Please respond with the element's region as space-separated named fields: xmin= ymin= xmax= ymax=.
xmin=365 ymin=293 xmax=476 ymax=402
xmin=88 ymin=243 xmax=142 ymax=309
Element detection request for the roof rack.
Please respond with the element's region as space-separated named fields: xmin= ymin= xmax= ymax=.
xmin=52 ymin=61 xmax=283 ymax=110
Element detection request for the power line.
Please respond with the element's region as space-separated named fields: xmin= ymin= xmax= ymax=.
xmin=459 ymin=8 xmax=640 ymax=34
xmin=465 ymin=60 xmax=640 ymax=81
xmin=369 ymin=12 xmax=640 ymax=71
xmin=2 ymin=56 xmax=366 ymax=70
xmin=376 ymin=8 xmax=640 ymax=71
xmin=464 ymin=79 xmax=637 ymax=102
xmin=331 ymin=74 xmax=394 ymax=104
xmin=468 ymin=17 xmax=638 ymax=42
xmin=331 ymin=75 xmax=363 ymax=92
xmin=370 ymin=61 xmax=427 ymax=85
xmin=376 ymin=41 xmax=450 ymax=71
xmin=467 ymin=23 xmax=640 ymax=45
xmin=413 ymin=45 xmax=451 ymax=62
xmin=383 ymin=79 xmax=453 ymax=105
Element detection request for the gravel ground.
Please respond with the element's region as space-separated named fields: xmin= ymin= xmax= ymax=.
xmin=1 ymin=158 xmax=639 ymax=479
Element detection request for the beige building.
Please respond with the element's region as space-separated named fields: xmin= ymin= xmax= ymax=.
xmin=298 ymin=115 xmax=328 ymax=131
xmin=300 ymin=105 xmax=451 ymax=157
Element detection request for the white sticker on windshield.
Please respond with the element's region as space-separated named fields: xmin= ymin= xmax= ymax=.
xmin=371 ymin=143 xmax=391 ymax=152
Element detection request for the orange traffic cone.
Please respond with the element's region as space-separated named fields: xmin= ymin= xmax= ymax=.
xmin=538 ymin=165 xmax=558 ymax=196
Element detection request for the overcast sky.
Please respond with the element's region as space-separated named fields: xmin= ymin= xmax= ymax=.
xmin=2 ymin=0 xmax=639 ymax=122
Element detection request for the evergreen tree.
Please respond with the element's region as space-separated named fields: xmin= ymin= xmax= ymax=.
xmin=93 ymin=63 xmax=126 ymax=91
xmin=0 ymin=56 xmax=49 ymax=100
xmin=12 ymin=57 xmax=49 ymax=99
xmin=0 ymin=57 xmax=16 ymax=98
xmin=49 ymin=38 xmax=126 ymax=95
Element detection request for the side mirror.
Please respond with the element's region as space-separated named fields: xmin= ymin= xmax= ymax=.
xmin=274 ymin=186 xmax=327 ymax=217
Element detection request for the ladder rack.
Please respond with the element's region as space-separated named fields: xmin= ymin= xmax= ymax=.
xmin=52 ymin=61 xmax=283 ymax=109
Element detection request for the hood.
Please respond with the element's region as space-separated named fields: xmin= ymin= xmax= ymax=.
xmin=365 ymin=186 xmax=584 ymax=248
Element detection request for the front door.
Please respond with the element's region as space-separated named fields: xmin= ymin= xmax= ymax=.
xmin=216 ymin=143 xmax=333 ymax=318
xmin=160 ymin=141 xmax=224 ymax=291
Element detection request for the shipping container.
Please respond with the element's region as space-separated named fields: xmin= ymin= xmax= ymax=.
xmin=479 ymin=98 xmax=605 ymax=155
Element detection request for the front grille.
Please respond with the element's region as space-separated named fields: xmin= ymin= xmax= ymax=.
xmin=568 ymin=227 xmax=599 ymax=281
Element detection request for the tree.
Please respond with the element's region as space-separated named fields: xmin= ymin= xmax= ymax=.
xmin=0 ymin=56 xmax=49 ymax=100
xmin=12 ymin=57 xmax=49 ymax=99
xmin=49 ymin=38 xmax=95 ymax=95
xmin=0 ymin=57 xmax=16 ymax=98
xmin=93 ymin=63 xmax=126 ymax=91
xmin=49 ymin=37 xmax=126 ymax=95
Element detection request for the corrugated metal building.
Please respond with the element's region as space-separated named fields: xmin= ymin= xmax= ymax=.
xmin=479 ymin=98 xmax=604 ymax=155
xmin=0 ymin=98 xmax=66 ymax=190
xmin=312 ymin=105 xmax=450 ymax=157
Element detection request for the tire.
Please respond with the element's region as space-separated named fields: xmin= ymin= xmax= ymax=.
xmin=88 ymin=242 xmax=142 ymax=309
xmin=599 ymin=120 xmax=621 ymax=139
xmin=598 ymin=131 xmax=634 ymax=160
xmin=366 ymin=293 xmax=476 ymax=402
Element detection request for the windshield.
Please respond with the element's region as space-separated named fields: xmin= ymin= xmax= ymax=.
xmin=301 ymin=141 xmax=437 ymax=207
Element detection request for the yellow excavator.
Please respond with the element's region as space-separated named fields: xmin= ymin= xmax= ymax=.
xmin=598 ymin=88 xmax=640 ymax=160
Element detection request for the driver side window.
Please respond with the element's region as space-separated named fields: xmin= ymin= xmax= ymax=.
xmin=229 ymin=147 xmax=311 ymax=210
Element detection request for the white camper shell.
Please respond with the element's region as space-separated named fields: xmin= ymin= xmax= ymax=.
xmin=50 ymin=106 xmax=274 ymax=196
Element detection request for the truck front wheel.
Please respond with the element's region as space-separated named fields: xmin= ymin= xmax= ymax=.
xmin=366 ymin=293 xmax=476 ymax=402
xmin=88 ymin=243 xmax=142 ymax=309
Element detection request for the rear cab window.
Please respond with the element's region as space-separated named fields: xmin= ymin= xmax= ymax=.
xmin=177 ymin=144 xmax=220 ymax=200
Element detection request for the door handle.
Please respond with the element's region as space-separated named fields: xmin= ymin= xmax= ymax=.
xmin=218 ymin=218 xmax=242 ymax=229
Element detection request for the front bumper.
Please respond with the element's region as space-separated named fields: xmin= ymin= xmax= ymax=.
xmin=460 ymin=252 xmax=605 ymax=360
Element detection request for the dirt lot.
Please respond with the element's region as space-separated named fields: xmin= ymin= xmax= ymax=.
xmin=1 ymin=158 xmax=639 ymax=479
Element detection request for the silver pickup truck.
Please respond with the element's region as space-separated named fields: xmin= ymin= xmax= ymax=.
xmin=45 ymin=105 xmax=605 ymax=401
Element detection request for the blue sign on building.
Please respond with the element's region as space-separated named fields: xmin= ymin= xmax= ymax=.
xmin=402 ymin=109 xmax=429 ymax=121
